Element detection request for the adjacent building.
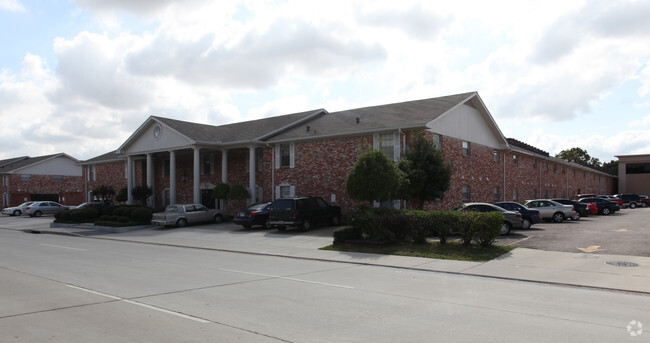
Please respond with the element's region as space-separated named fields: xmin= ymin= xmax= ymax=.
xmin=0 ymin=153 xmax=84 ymax=207
xmin=616 ymin=154 xmax=650 ymax=196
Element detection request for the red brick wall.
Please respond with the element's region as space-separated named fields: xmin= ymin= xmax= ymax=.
xmin=3 ymin=174 xmax=84 ymax=207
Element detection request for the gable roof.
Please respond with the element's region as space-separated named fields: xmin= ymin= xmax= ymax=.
xmin=0 ymin=153 xmax=80 ymax=174
xmin=80 ymin=150 xmax=123 ymax=165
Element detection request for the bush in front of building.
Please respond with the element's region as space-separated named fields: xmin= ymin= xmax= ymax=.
xmin=343 ymin=208 xmax=503 ymax=247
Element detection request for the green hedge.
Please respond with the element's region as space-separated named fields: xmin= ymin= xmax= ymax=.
xmin=54 ymin=205 xmax=153 ymax=225
xmin=347 ymin=208 xmax=505 ymax=247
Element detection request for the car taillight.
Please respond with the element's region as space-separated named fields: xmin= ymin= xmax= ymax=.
xmin=250 ymin=212 xmax=257 ymax=217
xmin=292 ymin=211 xmax=298 ymax=218
xmin=516 ymin=214 xmax=522 ymax=219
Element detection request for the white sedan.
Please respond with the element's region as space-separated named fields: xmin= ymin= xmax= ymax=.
xmin=1 ymin=201 xmax=35 ymax=216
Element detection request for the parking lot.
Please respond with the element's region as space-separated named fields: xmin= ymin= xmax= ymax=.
xmin=1 ymin=206 xmax=649 ymax=258
xmin=496 ymin=207 xmax=650 ymax=257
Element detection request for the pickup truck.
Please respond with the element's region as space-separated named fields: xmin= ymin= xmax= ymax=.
xmin=268 ymin=196 xmax=341 ymax=231
xmin=151 ymin=204 xmax=225 ymax=227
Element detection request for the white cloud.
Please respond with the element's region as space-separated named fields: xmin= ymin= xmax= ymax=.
xmin=0 ymin=0 xmax=24 ymax=12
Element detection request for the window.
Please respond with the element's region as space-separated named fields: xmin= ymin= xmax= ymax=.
xmin=626 ymin=163 xmax=650 ymax=174
xmin=374 ymin=133 xmax=400 ymax=162
xmin=544 ymin=190 xmax=548 ymax=198
xmin=432 ymin=134 xmax=442 ymax=150
xmin=513 ymin=154 xmax=518 ymax=165
xmin=275 ymin=143 xmax=295 ymax=168
xmin=562 ymin=167 xmax=566 ymax=174
xmin=533 ymin=189 xmax=537 ymax=199
xmin=88 ymin=165 xmax=96 ymax=181
xmin=493 ymin=150 xmax=499 ymax=162
xmin=553 ymin=191 xmax=557 ymax=198
xmin=462 ymin=185 xmax=470 ymax=201
xmin=246 ymin=148 xmax=264 ymax=172
xmin=493 ymin=187 xmax=500 ymax=201
xmin=21 ymin=174 xmax=31 ymax=181
xmin=277 ymin=184 xmax=295 ymax=198
xmin=53 ymin=175 xmax=63 ymax=182
xmin=163 ymin=159 xmax=170 ymax=177
xmin=553 ymin=164 xmax=557 ymax=173
xmin=462 ymin=141 xmax=470 ymax=157
xmin=513 ymin=188 xmax=518 ymax=201
xmin=202 ymin=154 xmax=214 ymax=175
xmin=533 ymin=159 xmax=537 ymax=169
xmin=544 ymin=162 xmax=548 ymax=171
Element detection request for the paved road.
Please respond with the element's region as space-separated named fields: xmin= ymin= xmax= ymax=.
xmin=1 ymin=226 xmax=649 ymax=342
xmin=496 ymin=207 xmax=650 ymax=256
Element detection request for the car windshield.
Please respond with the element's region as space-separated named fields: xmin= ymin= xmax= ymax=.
xmin=165 ymin=205 xmax=179 ymax=213
xmin=248 ymin=203 xmax=268 ymax=211
xmin=272 ymin=199 xmax=295 ymax=210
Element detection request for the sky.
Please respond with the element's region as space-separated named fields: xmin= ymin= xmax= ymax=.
xmin=1 ymin=0 xmax=650 ymax=164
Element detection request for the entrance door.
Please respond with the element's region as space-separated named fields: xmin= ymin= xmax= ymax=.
xmin=201 ymin=189 xmax=215 ymax=209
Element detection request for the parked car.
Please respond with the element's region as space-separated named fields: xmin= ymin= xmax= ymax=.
xmin=75 ymin=201 xmax=105 ymax=209
xmin=576 ymin=197 xmax=620 ymax=215
xmin=233 ymin=202 xmax=272 ymax=229
xmin=23 ymin=201 xmax=69 ymax=217
xmin=571 ymin=194 xmax=595 ymax=201
xmin=522 ymin=199 xmax=577 ymax=223
xmin=1 ymin=201 xmax=35 ymax=216
xmin=268 ymin=196 xmax=341 ymax=231
xmin=151 ymin=204 xmax=226 ymax=227
xmin=493 ymin=202 xmax=542 ymax=229
xmin=456 ymin=202 xmax=523 ymax=235
xmin=550 ymin=198 xmax=590 ymax=220
xmin=614 ymin=193 xmax=642 ymax=209
xmin=640 ymin=196 xmax=650 ymax=208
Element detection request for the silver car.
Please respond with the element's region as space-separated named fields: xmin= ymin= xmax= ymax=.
xmin=151 ymin=204 xmax=226 ymax=227
xmin=1 ymin=201 xmax=35 ymax=216
xmin=523 ymin=199 xmax=577 ymax=223
xmin=24 ymin=201 xmax=69 ymax=217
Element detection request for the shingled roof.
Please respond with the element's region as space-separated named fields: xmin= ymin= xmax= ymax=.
xmin=0 ymin=154 xmax=77 ymax=173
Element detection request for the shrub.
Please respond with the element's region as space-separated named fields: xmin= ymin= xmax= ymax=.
xmin=472 ymin=212 xmax=505 ymax=247
xmin=333 ymin=226 xmax=363 ymax=243
xmin=70 ymin=208 xmax=100 ymax=222
xmin=55 ymin=210 xmax=72 ymax=221
xmin=351 ymin=207 xmax=396 ymax=242
xmin=130 ymin=207 xmax=153 ymax=223
xmin=117 ymin=216 xmax=130 ymax=223
xmin=456 ymin=211 xmax=477 ymax=246
xmin=430 ymin=211 xmax=455 ymax=245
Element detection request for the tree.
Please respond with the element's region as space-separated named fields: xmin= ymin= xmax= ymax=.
xmin=212 ymin=183 xmax=231 ymax=212
xmin=228 ymin=185 xmax=250 ymax=201
xmin=602 ymin=160 xmax=619 ymax=175
xmin=91 ymin=185 xmax=116 ymax=204
xmin=555 ymin=147 xmax=602 ymax=167
xmin=398 ymin=132 xmax=453 ymax=209
xmin=345 ymin=148 xmax=402 ymax=203
xmin=131 ymin=185 xmax=153 ymax=206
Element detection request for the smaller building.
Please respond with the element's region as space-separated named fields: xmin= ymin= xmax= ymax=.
xmin=617 ymin=154 xmax=650 ymax=196
xmin=0 ymin=153 xmax=84 ymax=208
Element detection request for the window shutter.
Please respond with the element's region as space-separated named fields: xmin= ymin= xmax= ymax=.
xmin=275 ymin=145 xmax=280 ymax=169
xmin=275 ymin=186 xmax=281 ymax=199
xmin=289 ymin=186 xmax=296 ymax=197
xmin=289 ymin=143 xmax=295 ymax=169
xmin=373 ymin=134 xmax=379 ymax=150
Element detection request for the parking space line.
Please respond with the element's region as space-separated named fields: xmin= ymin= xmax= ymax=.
xmin=67 ymin=285 xmax=210 ymax=323
xmin=40 ymin=244 xmax=86 ymax=251
xmin=218 ymin=268 xmax=354 ymax=289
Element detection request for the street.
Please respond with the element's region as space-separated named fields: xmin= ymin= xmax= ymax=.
xmin=1 ymin=223 xmax=648 ymax=342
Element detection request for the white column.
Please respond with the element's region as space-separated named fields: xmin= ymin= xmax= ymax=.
xmin=193 ymin=147 xmax=201 ymax=204
xmin=249 ymin=146 xmax=256 ymax=204
xmin=127 ymin=155 xmax=134 ymax=205
xmin=169 ymin=150 xmax=176 ymax=205
xmin=221 ymin=149 xmax=228 ymax=184
xmin=146 ymin=153 xmax=153 ymax=207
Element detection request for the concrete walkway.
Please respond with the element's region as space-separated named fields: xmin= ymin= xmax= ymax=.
xmin=17 ymin=221 xmax=650 ymax=295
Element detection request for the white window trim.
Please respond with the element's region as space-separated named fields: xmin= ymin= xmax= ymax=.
xmin=275 ymin=143 xmax=295 ymax=169
xmin=275 ymin=184 xmax=296 ymax=199
xmin=373 ymin=132 xmax=401 ymax=162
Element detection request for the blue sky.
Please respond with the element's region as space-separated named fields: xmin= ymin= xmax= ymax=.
xmin=1 ymin=0 xmax=650 ymax=164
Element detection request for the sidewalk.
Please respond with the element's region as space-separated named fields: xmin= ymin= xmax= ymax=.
xmin=26 ymin=222 xmax=650 ymax=294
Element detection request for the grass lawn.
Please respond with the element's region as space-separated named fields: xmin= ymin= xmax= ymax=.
xmin=321 ymin=241 xmax=515 ymax=262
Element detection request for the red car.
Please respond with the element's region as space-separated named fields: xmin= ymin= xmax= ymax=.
xmin=587 ymin=202 xmax=598 ymax=214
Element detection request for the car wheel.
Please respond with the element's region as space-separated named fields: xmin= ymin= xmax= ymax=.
xmin=34 ymin=211 xmax=42 ymax=217
xmin=630 ymin=202 xmax=637 ymax=209
xmin=12 ymin=210 xmax=21 ymax=216
xmin=263 ymin=220 xmax=271 ymax=230
xmin=522 ymin=218 xmax=532 ymax=230
xmin=213 ymin=214 xmax=223 ymax=224
xmin=552 ymin=212 xmax=565 ymax=223
xmin=277 ymin=225 xmax=286 ymax=231
xmin=243 ymin=224 xmax=252 ymax=229
xmin=571 ymin=212 xmax=580 ymax=221
xmin=301 ymin=219 xmax=312 ymax=232
xmin=642 ymin=202 xmax=648 ymax=208
xmin=176 ymin=218 xmax=187 ymax=227
xmin=500 ymin=222 xmax=511 ymax=235
xmin=602 ymin=208 xmax=611 ymax=215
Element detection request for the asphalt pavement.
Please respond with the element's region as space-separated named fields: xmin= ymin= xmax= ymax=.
xmin=2 ymin=210 xmax=650 ymax=295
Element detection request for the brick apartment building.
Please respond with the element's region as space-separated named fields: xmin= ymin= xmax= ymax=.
xmin=75 ymin=91 xmax=615 ymax=215
xmin=1 ymin=153 xmax=84 ymax=207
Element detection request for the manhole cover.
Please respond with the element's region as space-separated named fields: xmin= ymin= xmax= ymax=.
xmin=605 ymin=261 xmax=639 ymax=267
